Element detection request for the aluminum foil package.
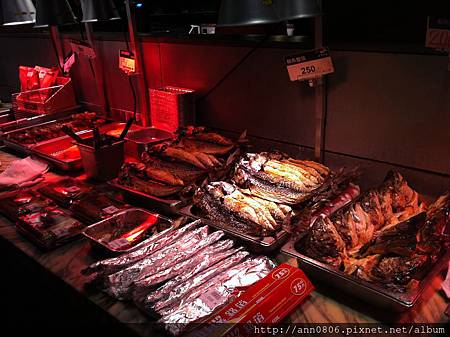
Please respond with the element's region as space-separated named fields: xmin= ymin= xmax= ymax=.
xmin=132 ymin=239 xmax=238 ymax=303
xmin=144 ymin=245 xmax=243 ymax=306
xmin=82 ymin=220 xmax=199 ymax=277
xmin=105 ymin=227 xmax=225 ymax=299
xmin=159 ymin=256 xmax=275 ymax=335
xmin=152 ymin=251 xmax=251 ymax=314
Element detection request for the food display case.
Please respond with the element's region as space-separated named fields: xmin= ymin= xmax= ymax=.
xmin=0 ymin=1 xmax=449 ymax=336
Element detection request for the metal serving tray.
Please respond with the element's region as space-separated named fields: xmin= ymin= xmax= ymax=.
xmin=178 ymin=204 xmax=290 ymax=254
xmin=1 ymin=117 xmax=78 ymax=155
xmin=281 ymin=238 xmax=450 ymax=311
xmin=82 ymin=207 xmax=174 ymax=255
xmin=108 ymin=178 xmax=185 ymax=216
xmin=124 ymin=127 xmax=173 ymax=159
xmin=29 ymin=122 xmax=127 ymax=171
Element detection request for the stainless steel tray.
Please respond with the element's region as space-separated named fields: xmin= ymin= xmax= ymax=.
xmin=281 ymin=237 xmax=450 ymax=311
xmin=124 ymin=127 xmax=173 ymax=158
xmin=82 ymin=207 xmax=174 ymax=255
xmin=1 ymin=117 xmax=77 ymax=155
xmin=29 ymin=122 xmax=128 ymax=171
xmin=178 ymin=204 xmax=290 ymax=254
xmin=108 ymin=179 xmax=185 ymax=216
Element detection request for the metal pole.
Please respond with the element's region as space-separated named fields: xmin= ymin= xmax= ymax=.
xmin=313 ymin=0 xmax=326 ymax=163
xmin=85 ymin=22 xmax=109 ymax=116
xmin=49 ymin=26 xmax=64 ymax=69
xmin=124 ymin=0 xmax=150 ymax=126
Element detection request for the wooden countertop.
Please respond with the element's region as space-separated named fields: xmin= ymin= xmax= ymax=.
xmin=0 ymin=149 xmax=448 ymax=336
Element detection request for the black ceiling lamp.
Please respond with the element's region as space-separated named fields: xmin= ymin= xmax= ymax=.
xmin=1 ymin=0 xmax=36 ymax=26
xmin=217 ymin=0 xmax=321 ymax=27
xmin=80 ymin=0 xmax=121 ymax=23
xmin=275 ymin=0 xmax=322 ymax=20
xmin=34 ymin=0 xmax=77 ymax=27
xmin=217 ymin=0 xmax=279 ymax=27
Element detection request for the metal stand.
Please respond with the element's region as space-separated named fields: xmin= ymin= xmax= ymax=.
xmin=49 ymin=26 xmax=64 ymax=70
xmin=125 ymin=0 xmax=150 ymax=126
xmin=85 ymin=22 xmax=109 ymax=116
xmin=313 ymin=0 xmax=326 ymax=163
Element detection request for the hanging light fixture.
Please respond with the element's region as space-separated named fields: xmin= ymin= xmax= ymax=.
xmin=1 ymin=0 xmax=36 ymax=26
xmin=217 ymin=0 xmax=321 ymax=27
xmin=34 ymin=0 xmax=77 ymax=27
xmin=217 ymin=0 xmax=279 ymax=27
xmin=274 ymin=0 xmax=322 ymax=20
xmin=80 ymin=0 xmax=121 ymax=23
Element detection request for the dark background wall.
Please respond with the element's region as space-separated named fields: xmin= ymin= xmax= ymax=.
xmin=0 ymin=34 xmax=448 ymax=195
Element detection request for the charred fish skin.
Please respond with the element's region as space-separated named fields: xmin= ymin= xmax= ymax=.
xmin=417 ymin=192 xmax=450 ymax=256
xmin=296 ymin=217 xmax=346 ymax=267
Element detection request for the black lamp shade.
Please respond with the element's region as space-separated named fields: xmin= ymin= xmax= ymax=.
xmin=35 ymin=0 xmax=77 ymax=27
xmin=1 ymin=0 xmax=36 ymax=26
xmin=275 ymin=0 xmax=322 ymax=20
xmin=217 ymin=0 xmax=322 ymax=27
xmin=217 ymin=0 xmax=279 ymax=27
xmin=81 ymin=0 xmax=121 ymax=23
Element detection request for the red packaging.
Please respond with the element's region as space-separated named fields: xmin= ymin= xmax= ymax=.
xmin=36 ymin=66 xmax=59 ymax=102
xmin=19 ymin=66 xmax=40 ymax=92
xmin=193 ymin=264 xmax=314 ymax=337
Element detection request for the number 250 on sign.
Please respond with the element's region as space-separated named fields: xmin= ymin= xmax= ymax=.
xmin=285 ymin=48 xmax=334 ymax=81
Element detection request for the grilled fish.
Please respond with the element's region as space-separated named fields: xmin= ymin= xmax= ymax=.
xmin=233 ymin=152 xmax=330 ymax=205
xmin=193 ymin=181 xmax=292 ymax=236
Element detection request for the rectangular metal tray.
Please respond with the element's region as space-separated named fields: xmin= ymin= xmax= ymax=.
xmin=178 ymin=204 xmax=290 ymax=254
xmin=82 ymin=207 xmax=174 ymax=255
xmin=108 ymin=178 xmax=185 ymax=216
xmin=1 ymin=116 xmax=115 ymax=155
xmin=281 ymin=237 xmax=450 ymax=311
xmin=29 ymin=122 xmax=128 ymax=171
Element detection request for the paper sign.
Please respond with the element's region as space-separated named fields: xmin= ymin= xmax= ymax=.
xmin=426 ymin=17 xmax=450 ymax=50
xmin=102 ymin=205 xmax=119 ymax=215
xmin=285 ymin=47 xmax=334 ymax=81
xmin=70 ymin=40 xmax=96 ymax=59
xmin=63 ymin=53 xmax=76 ymax=73
xmin=119 ymin=50 xmax=136 ymax=74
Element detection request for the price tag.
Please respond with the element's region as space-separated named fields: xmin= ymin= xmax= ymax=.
xmin=108 ymin=238 xmax=130 ymax=250
xmin=426 ymin=17 xmax=450 ymax=50
xmin=119 ymin=50 xmax=136 ymax=74
xmin=63 ymin=186 xmax=81 ymax=194
xmin=70 ymin=40 xmax=96 ymax=59
xmin=285 ymin=47 xmax=334 ymax=81
xmin=199 ymin=289 xmax=223 ymax=308
xmin=63 ymin=52 xmax=76 ymax=74
xmin=102 ymin=205 xmax=119 ymax=215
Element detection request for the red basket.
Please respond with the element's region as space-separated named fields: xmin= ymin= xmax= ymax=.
xmin=149 ymin=86 xmax=195 ymax=132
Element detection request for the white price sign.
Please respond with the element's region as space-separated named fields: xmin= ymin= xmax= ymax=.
xmin=285 ymin=48 xmax=334 ymax=82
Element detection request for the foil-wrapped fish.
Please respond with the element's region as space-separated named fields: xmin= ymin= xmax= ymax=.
xmin=193 ymin=181 xmax=292 ymax=236
xmin=82 ymin=221 xmax=199 ymax=277
xmin=104 ymin=226 xmax=222 ymax=299
xmin=151 ymin=250 xmax=250 ymax=314
xmin=132 ymin=239 xmax=238 ymax=303
xmin=159 ymin=256 xmax=275 ymax=336
xmin=233 ymin=152 xmax=330 ymax=205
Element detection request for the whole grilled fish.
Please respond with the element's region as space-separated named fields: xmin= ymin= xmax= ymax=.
xmin=233 ymin=152 xmax=330 ymax=205
xmin=193 ymin=181 xmax=292 ymax=236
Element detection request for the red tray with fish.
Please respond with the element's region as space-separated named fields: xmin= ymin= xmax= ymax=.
xmin=2 ymin=112 xmax=108 ymax=155
xmin=281 ymin=171 xmax=450 ymax=311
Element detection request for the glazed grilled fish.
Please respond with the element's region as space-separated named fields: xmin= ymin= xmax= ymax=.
xmin=233 ymin=152 xmax=330 ymax=205
xmin=296 ymin=172 xmax=448 ymax=291
xmin=193 ymin=181 xmax=292 ymax=236
xmin=141 ymin=154 xmax=205 ymax=183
